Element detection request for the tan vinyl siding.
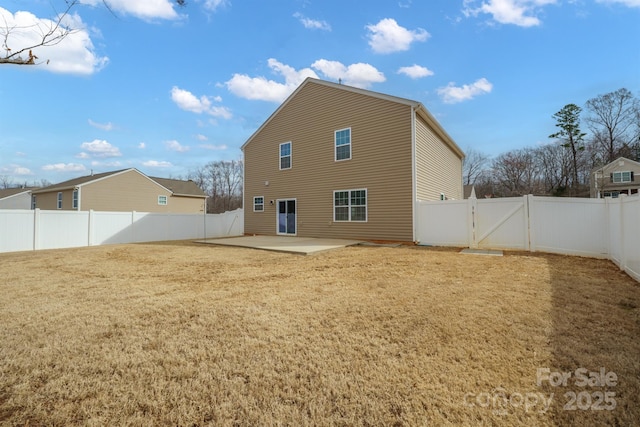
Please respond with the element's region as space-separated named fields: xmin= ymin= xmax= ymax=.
xmin=415 ymin=114 xmax=463 ymax=201
xmin=35 ymin=170 xmax=204 ymax=212
xmin=244 ymin=82 xmax=414 ymax=241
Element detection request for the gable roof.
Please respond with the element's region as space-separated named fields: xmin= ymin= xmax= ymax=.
xmin=241 ymin=77 xmax=464 ymax=159
xmin=0 ymin=187 xmax=35 ymax=200
xmin=594 ymin=156 xmax=640 ymax=173
xmin=32 ymin=168 xmax=206 ymax=198
xmin=148 ymin=176 xmax=206 ymax=198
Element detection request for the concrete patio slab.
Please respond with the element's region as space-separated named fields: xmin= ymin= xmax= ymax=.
xmin=195 ymin=235 xmax=364 ymax=255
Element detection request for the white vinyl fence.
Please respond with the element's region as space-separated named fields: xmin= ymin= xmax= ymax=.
xmin=0 ymin=208 xmax=244 ymax=253
xmin=417 ymin=195 xmax=640 ymax=282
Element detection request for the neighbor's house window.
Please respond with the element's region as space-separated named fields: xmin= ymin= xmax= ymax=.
xmin=280 ymin=142 xmax=291 ymax=170
xmin=57 ymin=192 xmax=63 ymax=209
xmin=31 ymin=195 xmax=36 ymax=210
xmin=254 ymin=196 xmax=264 ymax=212
xmin=72 ymin=189 xmax=78 ymax=209
xmin=158 ymin=195 xmax=168 ymax=205
xmin=334 ymin=189 xmax=367 ymax=222
xmin=335 ymin=128 xmax=351 ymax=161
xmin=611 ymin=171 xmax=633 ymax=183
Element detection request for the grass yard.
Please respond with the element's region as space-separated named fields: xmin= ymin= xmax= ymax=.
xmin=0 ymin=241 xmax=639 ymax=426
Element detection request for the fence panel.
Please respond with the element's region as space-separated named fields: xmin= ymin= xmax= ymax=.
xmin=0 ymin=210 xmax=34 ymax=252
xmin=0 ymin=209 xmax=244 ymax=253
xmin=622 ymin=197 xmax=640 ymax=281
xmin=530 ymin=197 xmax=608 ymax=257
xmin=417 ymin=200 xmax=469 ymax=246
xmin=475 ymin=197 xmax=528 ymax=250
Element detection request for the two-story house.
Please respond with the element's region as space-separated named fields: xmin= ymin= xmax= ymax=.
xmin=591 ymin=157 xmax=640 ymax=198
xmin=242 ymin=78 xmax=464 ymax=242
xmin=31 ymin=168 xmax=207 ymax=213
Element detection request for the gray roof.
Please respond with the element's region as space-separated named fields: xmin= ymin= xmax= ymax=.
xmin=148 ymin=176 xmax=206 ymax=197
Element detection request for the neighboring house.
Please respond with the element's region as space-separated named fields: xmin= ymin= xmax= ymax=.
xmin=0 ymin=187 xmax=36 ymax=209
xmin=31 ymin=168 xmax=207 ymax=213
xmin=591 ymin=157 xmax=640 ymax=198
xmin=242 ymin=77 xmax=464 ymax=242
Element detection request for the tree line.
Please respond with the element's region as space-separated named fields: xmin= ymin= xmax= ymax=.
xmin=465 ymin=88 xmax=640 ymax=198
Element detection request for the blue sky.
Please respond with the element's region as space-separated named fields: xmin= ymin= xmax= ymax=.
xmin=1 ymin=0 xmax=639 ymax=185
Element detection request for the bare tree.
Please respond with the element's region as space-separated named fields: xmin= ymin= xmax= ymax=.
xmin=0 ymin=175 xmax=14 ymax=189
xmin=585 ymin=88 xmax=640 ymax=163
xmin=463 ymin=148 xmax=490 ymax=186
xmin=189 ymin=160 xmax=243 ymax=213
xmin=490 ymin=148 xmax=541 ymax=197
xmin=536 ymin=143 xmax=571 ymax=196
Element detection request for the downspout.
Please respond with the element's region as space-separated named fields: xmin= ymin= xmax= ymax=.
xmin=411 ymin=106 xmax=418 ymax=243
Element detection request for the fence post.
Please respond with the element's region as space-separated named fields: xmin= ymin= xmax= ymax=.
xmin=88 ymin=210 xmax=94 ymax=246
xmin=618 ymin=196 xmax=625 ymax=271
xmin=33 ymin=208 xmax=40 ymax=251
xmin=526 ymin=195 xmax=534 ymax=252
xmin=468 ymin=197 xmax=477 ymax=248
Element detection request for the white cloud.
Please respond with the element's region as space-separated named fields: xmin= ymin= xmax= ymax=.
xmin=78 ymin=139 xmax=122 ymax=158
xmin=596 ymin=0 xmax=640 ymax=6
xmin=397 ymin=64 xmax=434 ymax=79
xmin=165 ymin=140 xmax=190 ymax=152
xmin=226 ymin=58 xmax=319 ymax=102
xmin=88 ymin=119 xmax=114 ymax=131
xmin=90 ymin=160 xmax=121 ymax=167
xmin=143 ymin=160 xmax=173 ymax=168
xmin=311 ymin=60 xmax=385 ymax=88
xmin=462 ymin=0 xmax=557 ymax=27
xmin=138 ymin=142 xmax=146 ymax=149
xmin=202 ymin=0 xmax=229 ymax=12
xmin=366 ymin=18 xmax=429 ymax=54
xmin=0 ymin=7 xmax=108 ymax=75
xmin=293 ymin=13 xmax=331 ymax=31
xmin=1 ymin=165 xmax=33 ymax=176
xmin=227 ymin=58 xmax=387 ymax=102
xmin=42 ymin=163 xmax=87 ymax=172
xmin=171 ymin=87 xmax=232 ymax=119
xmin=200 ymin=143 xmax=228 ymax=150
xmin=195 ymin=134 xmax=208 ymax=141
xmin=79 ymin=0 xmax=179 ymax=20
xmin=437 ymin=78 xmax=493 ymax=103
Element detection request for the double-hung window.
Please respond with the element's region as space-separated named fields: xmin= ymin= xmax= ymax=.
xmin=335 ymin=128 xmax=351 ymax=161
xmin=280 ymin=142 xmax=291 ymax=170
xmin=334 ymin=189 xmax=367 ymax=222
xmin=72 ymin=189 xmax=79 ymax=209
xmin=254 ymin=196 xmax=264 ymax=212
xmin=611 ymin=171 xmax=633 ymax=183
xmin=158 ymin=195 xmax=168 ymax=205
xmin=57 ymin=192 xmax=63 ymax=209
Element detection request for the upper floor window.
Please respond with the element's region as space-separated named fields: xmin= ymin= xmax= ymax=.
xmin=611 ymin=171 xmax=634 ymax=183
xmin=31 ymin=195 xmax=36 ymax=210
xmin=158 ymin=195 xmax=168 ymax=205
xmin=72 ymin=189 xmax=79 ymax=209
xmin=253 ymin=196 xmax=264 ymax=212
xmin=335 ymin=128 xmax=351 ymax=161
xmin=280 ymin=142 xmax=291 ymax=170
xmin=57 ymin=192 xmax=63 ymax=209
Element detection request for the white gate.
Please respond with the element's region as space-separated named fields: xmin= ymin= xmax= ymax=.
xmin=473 ymin=196 xmax=529 ymax=250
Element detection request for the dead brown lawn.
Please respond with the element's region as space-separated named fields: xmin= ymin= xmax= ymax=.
xmin=0 ymin=241 xmax=638 ymax=426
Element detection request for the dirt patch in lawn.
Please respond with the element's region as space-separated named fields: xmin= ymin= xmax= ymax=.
xmin=1 ymin=241 xmax=638 ymax=426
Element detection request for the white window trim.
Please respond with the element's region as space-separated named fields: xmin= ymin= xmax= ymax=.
xmin=279 ymin=141 xmax=292 ymax=170
xmin=333 ymin=188 xmax=367 ymax=222
xmin=158 ymin=195 xmax=168 ymax=205
xmin=253 ymin=196 xmax=265 ymax=212
xmin=612 ymin=171 xmax=632 ymax=183
xmin=57 ymin=192 xmax=63 ymax=209
xmin=334 ymin=127 xmax=352 ymax=162
xmin=72 ymin=189 xmax=79 ymax=209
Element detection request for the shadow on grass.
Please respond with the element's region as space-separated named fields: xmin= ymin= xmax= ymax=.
xmin=545 ymin=254 xmax=640 ymax=425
